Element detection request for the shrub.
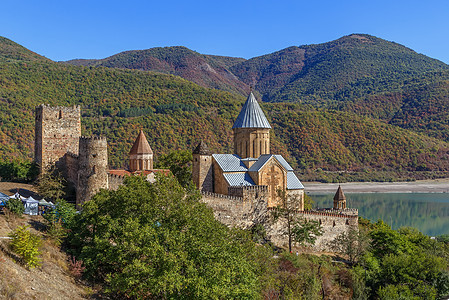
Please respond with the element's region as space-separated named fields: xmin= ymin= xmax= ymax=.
xmin=9 ymin=225 xmax=42 ymax=269
xmin=5 ymin=198 xmax=24 ymax=215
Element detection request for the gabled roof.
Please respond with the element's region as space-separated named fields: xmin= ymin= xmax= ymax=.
xmin=129 ymin=130 xmax=153 ymax=155
xmin=232 ymin=92 xmax=271 ymax=129
xmin=212 ymin=154 xmax=248 ymax=172
xmin=286 ymin=172 xmax=304 ymax=190
xmin=334 ymin=185 xmax=346 ymax=201
xmin=223 ymin=173 xmax=255 ymax=186
xmin=248 ymin=154 xmax=294 ymax=172
xmin=193 ymin=140 xmax=211 ymax=155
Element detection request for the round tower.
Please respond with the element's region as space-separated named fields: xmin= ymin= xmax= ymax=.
xmin=192 ymin=140 xmax=213 ymax=192
xmin=76 ymin=136 xmax=108 ymax=208
xmin=233 ymin=92 xmax=271 ymax=159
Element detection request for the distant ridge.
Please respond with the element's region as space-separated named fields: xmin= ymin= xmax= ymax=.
xmin=2 ymin=35 xmax=449 ymax=175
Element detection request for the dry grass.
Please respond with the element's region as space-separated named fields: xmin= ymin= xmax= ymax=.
xmin=0 ymin=214 xmax=93 ymax=299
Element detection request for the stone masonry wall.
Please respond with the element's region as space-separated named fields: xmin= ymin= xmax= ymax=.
xmin=201 ymin=190 xmax=268 ymax=228
xmin=108 ymin=173 xmax=125 ymax=191
xmin=35 ymin=104 xmax=81 ymax=170
xmin=267 ymin=209 xmax=359 ymax=252
xmin=192 ymin=154 xmax=213 ymax=192
xmin=76 ymin=137 xmax=108 ymax=208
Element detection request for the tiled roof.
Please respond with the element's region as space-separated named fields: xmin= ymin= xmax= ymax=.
xmin=223 ymin=173 xmax=255 ymax=186
xmin=108 ymin=169 xmax=170 ymax=176
xmin=248 ymin=154 xmax=294 ymax=172
xmin=129 ymin=130 xmax=153 ymax=155
xmin=212 ymin=154 xmax=247 ymax=172
xmin=232 ymin=92 xmax=271 ymax=129
xmin=273 ymin=155 xmax=294 ymax=171
xmin=248 ymin=154 xmax=272 ymax=172
xmin=334 ymin=185 xmax=346 ymax=201
xmin=286 ymin=172 xmax=304 ymax=190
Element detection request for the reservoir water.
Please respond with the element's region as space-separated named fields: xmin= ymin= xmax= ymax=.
xmin=309 ymin=193 xmax=449 ymax=236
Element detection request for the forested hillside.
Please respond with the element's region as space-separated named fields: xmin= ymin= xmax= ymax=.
xmin=66 ymin=34 xmax=449 ymax=144
xmin=2 ymin=36 xmax=449 ymax=175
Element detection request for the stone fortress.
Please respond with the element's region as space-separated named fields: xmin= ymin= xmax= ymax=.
xmin=35 ymin=92 xmax=358 ymax=251
xmin=34 ymin=104 xmax=167 ymax=209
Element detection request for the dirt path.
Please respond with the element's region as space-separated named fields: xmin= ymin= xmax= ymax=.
xmin=303 ymin=178 xmax=449 ymax=193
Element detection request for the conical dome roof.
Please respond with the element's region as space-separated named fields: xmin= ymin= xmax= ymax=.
xmin=333 ymin=185 xmax=346 ymax=201
xmin=232 ymin=92 xmax=271 ymax=129
xmin=193 ymin=140 xmax=211 ymax=155
xmin=129 ymin=130 xmax=153 ymax=155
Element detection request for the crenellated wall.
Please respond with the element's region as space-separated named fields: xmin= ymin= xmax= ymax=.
xmin=108 ymin=173 xmax=126 ymax=191
xmin=266 ymin=208 xmax=359 ymax=252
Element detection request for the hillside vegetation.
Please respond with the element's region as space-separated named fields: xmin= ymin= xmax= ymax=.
xmin=66 ymin=34 xmax=449 ymax=145
xmin=1 ymin=36 xmax=449 ymax=175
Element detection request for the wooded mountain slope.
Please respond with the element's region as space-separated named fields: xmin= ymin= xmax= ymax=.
xmin=2 ymin=36 xmax=449 ymax=173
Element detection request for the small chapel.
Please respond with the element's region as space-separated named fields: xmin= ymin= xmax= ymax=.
xmin=192 ymin=92 xmax=305 ymax=209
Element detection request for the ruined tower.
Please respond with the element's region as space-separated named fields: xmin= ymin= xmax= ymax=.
xmin=192 ymin=140 xmax=213 ymax=192
xmin=76 ymin=136 xmax=108 ymax=208
xmin=333 ymin=185 xmax=347 ymax=209
xmin=129 ymin=130 xmax=153 ymax=171
xmin=34 ymin=104 xmax=81 ymax=171
xmin=233 ymin=92 xmax=271 ymax=159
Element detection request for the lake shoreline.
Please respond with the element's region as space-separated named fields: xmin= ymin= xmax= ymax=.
xmin=303 ymin=178 xmax=449 ymax=193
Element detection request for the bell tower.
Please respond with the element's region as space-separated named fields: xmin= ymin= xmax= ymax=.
xmin=233 ymin=92 xmax=271 ymax=159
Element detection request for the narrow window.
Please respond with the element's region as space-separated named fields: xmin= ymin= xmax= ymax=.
xmin=59 ymin=110 xmax=63 ymax=119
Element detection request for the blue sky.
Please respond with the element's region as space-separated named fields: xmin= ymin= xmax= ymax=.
xmin=2 ymin=0 xmax=449 ymax=63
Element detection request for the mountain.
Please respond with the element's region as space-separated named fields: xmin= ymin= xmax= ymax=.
xmin=0 ymin=36 xmax=50 ymax=62
xmin=232 ymin=34 xmax=449 ymax=103
xmin=3 ymin=35 xmax=449 ymax=176
xmin=65 ymin=46 xmax=249 ymax=96
xmin=65 ymin=34 xmax=449 ymax=143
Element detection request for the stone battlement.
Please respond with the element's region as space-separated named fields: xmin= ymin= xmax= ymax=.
xmin=267 ymin=207 xmax=359 ymax=219
xmin=79 ymin=136 xmax=107 ymax=141
xmin=201 ymin=191 xmax=243 ymax=202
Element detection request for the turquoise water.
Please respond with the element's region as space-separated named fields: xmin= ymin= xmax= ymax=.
xmin=309 ymin=193 xmax=449 ymax=236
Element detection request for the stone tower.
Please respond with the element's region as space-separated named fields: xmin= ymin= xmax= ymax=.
xmin=129 ymin=130 xmax=153 ymax=171
xmin=76 ymin=136 xmax=108 ymax=208
xmin=34 ymin=104 xmax=81 ymax=171
xmin=233 ymin=92 xmax=271 ymax=159
xmin=192 ymin=141 xmax=213 ymax=192
xmin=333 ymin=185 xmax=347 ymax=209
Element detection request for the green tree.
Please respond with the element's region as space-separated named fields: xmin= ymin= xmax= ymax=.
xmin=35 ymin=166 xmax=67 ymax=201
xmin=5 ymin=197 xmax=24 ymax=215
xmin=155 ymin=150 xmax=193 ymax=189
xmin=9 ymin=225 xmax=42 ymax=269
xmin=68 ymin=175 xmax=259 ymax=299
xmin=329 ymin=228 xmax=371 ymax=265
xmin=272 ymin=190 xmax=322 ymax=252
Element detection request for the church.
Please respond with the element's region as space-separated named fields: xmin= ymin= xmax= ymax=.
xmin=192 ymin=92 xmax=305 ymax=209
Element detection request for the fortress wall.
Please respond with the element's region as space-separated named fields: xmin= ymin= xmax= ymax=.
xmin=35 ymin=104 xmax=81 ymax=170
xmin=201 ymin=191 xmax=268 ymax=228
xmin=108 ymin=173 xmax=126 ymax=191
xmin=63 ymin=152 xmax=79 ymax=186
xmin=267 ymin=210 xmax=358 ymax=252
